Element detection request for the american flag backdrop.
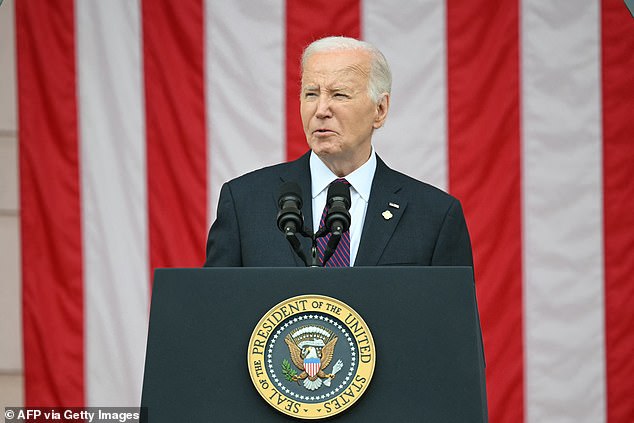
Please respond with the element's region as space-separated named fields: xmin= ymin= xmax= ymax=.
xmin=15 ymin=1 xmax=633 ymax=422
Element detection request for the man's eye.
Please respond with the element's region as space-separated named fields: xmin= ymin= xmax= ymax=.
xmin=334 ymin=93 xmax=349 ymax=98
xmin=304 ymin=92 xmax=317 ymax=98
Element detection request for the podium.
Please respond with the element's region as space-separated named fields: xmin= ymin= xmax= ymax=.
xmin=141 ymin=267 xmax=487 ymax=422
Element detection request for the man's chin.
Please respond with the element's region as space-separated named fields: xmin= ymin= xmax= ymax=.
xmin=309 ymin=137 xmax=341 ymax=152
xmin=312 ymin=147 xmax=343 ymax=160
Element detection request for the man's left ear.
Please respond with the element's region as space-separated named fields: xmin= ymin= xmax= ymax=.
xmin=373 ymin=93 xmax=390 ymax=129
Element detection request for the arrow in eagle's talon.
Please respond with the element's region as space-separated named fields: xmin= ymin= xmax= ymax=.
xmin=323 ymin=360 xmax=344 ymax=387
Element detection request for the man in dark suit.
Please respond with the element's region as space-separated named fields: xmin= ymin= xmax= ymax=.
xmin=204 ymin=36 xmax=472 ymax=268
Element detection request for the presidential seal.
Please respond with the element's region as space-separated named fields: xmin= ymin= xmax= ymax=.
xmin=247 ymin=295 xmax=375 ymax=419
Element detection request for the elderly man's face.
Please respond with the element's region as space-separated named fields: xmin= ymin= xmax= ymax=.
xmin=300 ymin=50 xmax=388 ymax=172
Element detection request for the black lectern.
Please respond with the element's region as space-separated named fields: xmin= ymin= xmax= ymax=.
xmin=141 ymin=267 xmax=487 ymax=422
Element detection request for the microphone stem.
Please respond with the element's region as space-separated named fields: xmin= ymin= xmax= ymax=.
xmin=285 ymin=231 xmax=309 ymax=267
xmin=309 ymin=241 xmax=321 ymax=267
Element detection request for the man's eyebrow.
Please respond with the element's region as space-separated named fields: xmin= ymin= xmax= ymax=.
xmin=301 ymin=84 xmax=353 ymax=93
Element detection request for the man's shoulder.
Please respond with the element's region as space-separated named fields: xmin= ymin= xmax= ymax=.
xmin=378 ymin=158 xmax=459 ymax=206
xmin=227 ymin=161 xmax=290 ymax=184
xmin=226 ymin=152 xmax=309 ymax=187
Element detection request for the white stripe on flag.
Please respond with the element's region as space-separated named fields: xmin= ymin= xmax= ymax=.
xmin=77 ymin=0 xmax=150 ymax=406
xmin=206 ymin=1 xmax=286 ymax=220
xmin=363 ymin=0 xmax=448 ymax=190
xmin=522 ymin=2 xmax=606 ymax=422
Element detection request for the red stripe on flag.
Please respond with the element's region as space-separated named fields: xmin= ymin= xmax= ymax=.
xmin=601 ymin=2 xmax=634 ymax=422
xmin=142 ymin=0 xmax=208 ymax=270
xmin=16 ymin=0 xmax=85 ymax=406
xmin=285 ymin=0 xmax=361 ymax=161
xmin=446 ymin=1 xmax=523 ymax=422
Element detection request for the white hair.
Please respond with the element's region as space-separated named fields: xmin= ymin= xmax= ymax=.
xmin=301 ymin=36 xmax=392 ymax=104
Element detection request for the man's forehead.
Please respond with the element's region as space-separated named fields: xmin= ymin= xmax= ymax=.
xmin=301 ymin=50 xmax=371 ymax=85
xmin=302 ymin=70 xmax=365 ymax=88
xmin=304 ymin=50 xmax=370 ymax=74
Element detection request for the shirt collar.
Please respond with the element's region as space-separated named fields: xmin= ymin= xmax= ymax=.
xmin=309 ymin=147 xmax=377 ymax=202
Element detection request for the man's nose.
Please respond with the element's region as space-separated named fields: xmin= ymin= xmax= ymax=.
xmin=315 ymin=95 xmax=332 ymax=118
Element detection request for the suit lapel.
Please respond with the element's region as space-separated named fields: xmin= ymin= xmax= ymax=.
xmin=354 ymin=158 xmax=406 ymax=266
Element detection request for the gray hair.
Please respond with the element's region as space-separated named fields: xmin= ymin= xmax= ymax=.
xmin=301 ymin=36 xmax=392 ymax=104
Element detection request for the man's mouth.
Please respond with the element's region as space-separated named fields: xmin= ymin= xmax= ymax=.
xmin=314 ymin=128 xmax=336 ymax=135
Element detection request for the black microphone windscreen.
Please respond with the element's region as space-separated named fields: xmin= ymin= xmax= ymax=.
xmin=327 ymin=181 xmax=351 ymax=207
xmin=278 ymin=181 xmax=302 ymax=208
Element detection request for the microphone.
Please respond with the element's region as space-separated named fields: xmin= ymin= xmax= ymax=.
xmin=277 ymin=182 xmax=309 ymax=266
xmin=318 ymin=180 xmax=352 ymax=267
xmin=276 ymin=182 xmax=304 ymax=235
xmin=325 ymin=181 xmax=351 ymax=236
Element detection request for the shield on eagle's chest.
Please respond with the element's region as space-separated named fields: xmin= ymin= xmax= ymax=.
xmin=304 ymin=357 xmax=321 ymax=378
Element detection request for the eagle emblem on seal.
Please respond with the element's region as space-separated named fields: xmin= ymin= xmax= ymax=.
xmin=283 ymin=325 xmax=344 ymax=391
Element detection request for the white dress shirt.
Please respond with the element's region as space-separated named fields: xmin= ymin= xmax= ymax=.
xmin=309 ymin=148 xmax=377 ymax=266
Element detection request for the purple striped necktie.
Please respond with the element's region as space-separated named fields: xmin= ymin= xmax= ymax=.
xmin=316 ymin=178 xmax=351 ymax=267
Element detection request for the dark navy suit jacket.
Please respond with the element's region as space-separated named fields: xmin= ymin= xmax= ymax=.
xmin=204 ymin=152 xmax=473 ymax=267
